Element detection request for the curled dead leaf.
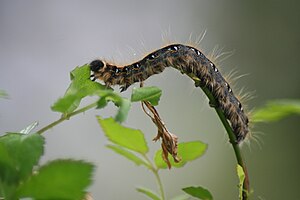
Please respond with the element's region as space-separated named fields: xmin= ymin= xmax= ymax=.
xmin=141 ymin=100 xmax=181 ymax=169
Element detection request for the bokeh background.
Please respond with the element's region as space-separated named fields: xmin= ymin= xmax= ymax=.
xmin=1 ymin=1 xmax=299 ymax=199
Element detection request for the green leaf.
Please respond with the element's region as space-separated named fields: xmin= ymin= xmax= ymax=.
xmin=106 ymin=144 xmax=150 ymax=168
xmin=97 ymin=95 xmax=109 ymax=109
xmin=51 ymin=64 xmax=106 ymax=114
xmin=131 ymin=86 xmax=162 ymax=106
xmin=19 ymin=121 xmax=39 ymax=134
xmin=115 ymin=98 xmax=131 ymax=122
xmin=0 ymin=133 xmax=44 ymax=183
xmin=52 ymin=65 xmax=131 ymax=121
xmin=182 ymin=186 xmax=213 ymax=200
xmin=252 ymin=99 xmax=300 ymax=123
xmin=237 ymin=165 xmax=245 ymax=200
xmin=154 ymin=141 xmax=207 ymax=169
xmin=136 ymin=187 xmax=161 ymax=200
xmin=18 ymin=159 xmax=94 ymax=200
xmin=96 ymin=90 xmax=131 ymax=122
xmin=67 ymin=64 xmax=106 ymax=97
xmin=97 ymin=117 xmax=148 ymax=154
xmin=51 ymin=94 xmax=80 ymax=114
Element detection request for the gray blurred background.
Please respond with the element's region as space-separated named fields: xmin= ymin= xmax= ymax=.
xmin=1 ymin=1 xmax=299 ymax=199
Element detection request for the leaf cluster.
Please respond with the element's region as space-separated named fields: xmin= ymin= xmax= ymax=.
xmin=50 ymin=65 xmax=213 ymax=199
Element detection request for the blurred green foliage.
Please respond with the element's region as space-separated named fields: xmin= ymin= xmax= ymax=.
xmin=0 ymin=131 xmax=93 ymax=200
xmin=252 ymin=99 xmax=300 ymax=122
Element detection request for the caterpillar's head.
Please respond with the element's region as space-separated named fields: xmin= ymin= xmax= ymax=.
xmin=90 ymin=59 xmax=105 ymax=72
xmin=90 ymin=59 xmax=106 ymax=81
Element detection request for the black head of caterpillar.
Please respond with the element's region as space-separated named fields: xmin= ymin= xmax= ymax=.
xmin=90 ymin=60 xmax=104 ymax=72
xmin=90 ymin=44 xmax=250 ymax=143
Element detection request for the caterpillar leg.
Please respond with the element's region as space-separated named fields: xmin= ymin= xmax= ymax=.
xmin=90 ymin=74 xmax=96 ymax=81
xmin=139 ymin=81 xmax=144 ymax=88
xmin=120 ymin=84 xmax=130 ymax=92
xmin=209 ymin=100 xmax=218 ymax=108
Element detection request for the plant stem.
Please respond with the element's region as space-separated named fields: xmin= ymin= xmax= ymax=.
xmin=153 ymin=169 xmax=165 ymax=200
xmin=36 ymin=101 xmax=98 ymax=135
xmin=190 ymin=75 xmax=250 ymax=200
xmin=142 ymin=155 xmax=165 ymax=200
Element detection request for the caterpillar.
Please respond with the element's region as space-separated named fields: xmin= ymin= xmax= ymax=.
xmin=90 ymin=44 xmax=249 ymax=143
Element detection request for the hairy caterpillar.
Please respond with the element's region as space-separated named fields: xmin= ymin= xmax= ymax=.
xmin=90 ymin=44 xmax=249 ymax=143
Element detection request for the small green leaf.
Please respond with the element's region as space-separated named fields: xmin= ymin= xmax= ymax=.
xmin=96 ymin=90 xmax=131 ymax=122
xmin=154 ymin=141 xmax=207 ymax=169
xmin=131 ymin=86 xmax=162 ymax=106
xmin=18 ymin=159 xmax=94 ymax=200
xmin=97 ymin=96 xmax=109 ymax=109
xmin=136 ymin=187 xmax=161 ymax=200
xmin=51 ymin=94 xmax=80 ymax=114
xmin=115 ymin=98 xmax=131 ymax=122
xmin=19 ymin=122 xmax=39 ymax=134
xmin=182 ymin=186 xmax=213 ymax=200
xmin=106 ymin=144 xmax=150 ymax=168
xmin=52 ymin=64 xmax=106 ymax=114
xmin=97 ymin=117 xmax=148 ymax=154
xmin=52 ymin=65 xmax=131 ymax=121
xmin=67 ymin=64 xmax=106 ymax=96
xmin=0 ymin=133 xmax=44 ymax=183
xmin=237 ymin=165 xmax=245 ymax=200
xmin=252 ymin=99 xmax=300 ymax=122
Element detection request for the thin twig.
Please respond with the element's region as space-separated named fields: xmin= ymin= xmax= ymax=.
xmin=142 ymin=154 xmax=166 ymax=200
xmin=36 ymin=101 xmax=98 ymax=135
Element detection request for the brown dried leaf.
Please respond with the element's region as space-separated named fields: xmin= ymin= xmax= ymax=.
xmin=141 ymin=101 xmax=181 ymax=168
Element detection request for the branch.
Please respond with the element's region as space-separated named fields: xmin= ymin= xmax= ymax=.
xmin=36 ymin=102 xmax=98 ymax=135
xmin=189 ymin=74 xmax=250 ymax=200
